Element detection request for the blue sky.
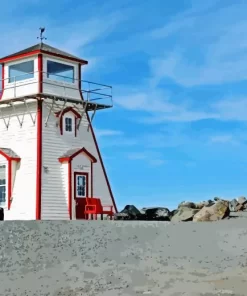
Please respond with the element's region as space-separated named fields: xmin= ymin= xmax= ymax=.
xmin=1 ymin=0 xmax=247 ymax=210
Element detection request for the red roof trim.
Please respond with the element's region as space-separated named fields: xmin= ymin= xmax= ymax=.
xmin=0 ymin=150 xmax=20 ymax=162
xmin=55 ymin=107 xmax=81 ymax=136
xmin=55 ymin=107 xmax=81 ymax=119
xmin=58 ymin=147 xmax=97 ymax=164
xmin=0 ymin=50 xmax=41 ymax=63
xmin=0 ymin=49 xmax=88 ymax=65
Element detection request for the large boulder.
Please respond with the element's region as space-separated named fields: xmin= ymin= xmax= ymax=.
xmin=237 ymin=196 xmax=247 ymax=205
xmin=229 ymin=199 xmax=239 ymax=212
xmin=141 ymin=207 xmax=171 ymax=221
xmin=193 ymin=200 xmax=229 ymax=222
xmin=194 ymin=200 xmax=214 ymax=209
xmin=171 ymin=207 xmax=199 ymax=222
xmin=116 ymin=205 xmax=142 ymax=220
xmin=178 ymin=201 xmax=196 ymax=209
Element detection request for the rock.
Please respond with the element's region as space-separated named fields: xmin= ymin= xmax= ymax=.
xmin=120 ymin=205 xmax=140 ymax=217
xmin=142 ymin=207 xmax=171 ymax=221
xmin=235 ymin=204 xmax=244 ymax=211
xmin=195 ymin=200 xmax=214 ymax=209
xmin=114 ymin=213 xmax=129 ymax=220
xmin=229 ymin=199 xmax=239 ymax=212
xmin=178 ymin=201 xmax=196 ymax=209
xmin=193 ymin=200 xmax=229 ymax=222
xmin=237 ymin=196 xmax=247 ymax=205
xmin=171 ymin=207 xmax=199 ymax=222
xmin=170 ymin=209 xmax=179 ymax=216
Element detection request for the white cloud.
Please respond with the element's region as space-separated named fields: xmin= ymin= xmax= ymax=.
xmin=126 ymin=151 xmax=165 ymax=166
xmin=94 ymin=128 xmax=123 ymax=137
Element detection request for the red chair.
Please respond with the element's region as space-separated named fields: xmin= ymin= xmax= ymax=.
xmin=84 ymin=197 xmax=114 ymax=220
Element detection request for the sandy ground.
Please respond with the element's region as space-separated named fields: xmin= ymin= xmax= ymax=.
xmin=1 ymin=218 xmax=247 ymax=296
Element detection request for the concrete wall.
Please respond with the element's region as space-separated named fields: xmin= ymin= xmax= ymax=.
xmin=0 ymin=220 xmax=247 ymax=295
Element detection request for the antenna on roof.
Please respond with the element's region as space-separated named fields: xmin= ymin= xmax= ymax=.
xmin=37 ymin=27 xmax=47 ymax=47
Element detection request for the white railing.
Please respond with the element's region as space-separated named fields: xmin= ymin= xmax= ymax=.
xmin=0 ymin=71 xmax=113 ymax=107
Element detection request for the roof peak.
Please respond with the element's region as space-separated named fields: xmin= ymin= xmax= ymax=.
xmin=0 ymin=42 xmax=88 ymax=64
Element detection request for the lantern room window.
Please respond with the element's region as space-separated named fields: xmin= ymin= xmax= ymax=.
xmin=8 ymin=60 xmax=34 ymax=83
xmin=47 ymin=60 xmax=75 ymax=83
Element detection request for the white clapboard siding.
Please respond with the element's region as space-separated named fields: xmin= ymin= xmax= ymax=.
xmin=41 ymin=103 xmax=115 ymax=220
xmin=0 ymin=102 xmax=37 ymax=220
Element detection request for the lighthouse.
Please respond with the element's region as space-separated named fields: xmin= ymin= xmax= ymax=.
xmin=0 ymin=29 xmax=117 ymax=220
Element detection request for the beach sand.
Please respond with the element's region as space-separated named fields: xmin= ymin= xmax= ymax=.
xmin=0 ymin=219 xmax=247 ymax=295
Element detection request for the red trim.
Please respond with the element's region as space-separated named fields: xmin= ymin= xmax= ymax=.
xmin=86 ymin=112 xmax=118 ymax=213
xmin=58 ymin=147 xmax=97 ymax=163
xmin=0 ymin=151 xmax=20 ymax=210
xmin=7 ymin=159 xmax=11 ymax=210
xmin=0 ymin=49 xmax=88 ymax=65
xmin=36 ymin=100 xmax=42 ymax=220
xmin=0 ymin=50 xmax=41 ymax=63
xmin=0 ymin=64 xmax=4 ymax=100
xmin=55 ymin=107 xmax=81 ymax=136
xmin=38 ymin=54 xmax=43 ymax=93
xmin=68 ymin=161 xmax=72 ymax=219
xmin=74 ymin=172 xmax=89 ymax=198
xmin=91 ymin=162 xmax=93 ymax=197
xmin=0 ymin=150 xmax=20 ymax=161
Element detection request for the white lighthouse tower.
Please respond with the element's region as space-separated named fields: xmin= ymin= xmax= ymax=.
xmin=0 ymin=28 xmax=117 ymax=220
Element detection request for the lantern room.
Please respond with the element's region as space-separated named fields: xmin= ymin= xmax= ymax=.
xmin=0 ymin=43 xmax=89 ymax=102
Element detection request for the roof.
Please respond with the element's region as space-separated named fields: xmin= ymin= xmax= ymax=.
xmin=0 ymin=42 xmax=88 ymax=64
xmin=59 ymin=147 xmax=97 ymax=163
xmin=0 ymin=148 xmax=20 ymax=160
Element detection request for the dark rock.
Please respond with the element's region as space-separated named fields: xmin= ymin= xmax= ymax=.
xmin=193 ymin=200 xmax=229 ymax=222
xmin=235 ymin=204 xmax=244 ymax=211
xmin=170 ymin=209 xmax=179 ymax=216
xmin=141 ymin=207 xmax=171 ymax=221
xmin=171 ymin=207 xmax=199 ymax=222
xmin=120 ymin=205 xmax=140 ymax=216
xmin=114 ymin=213 xmax=130 ymax=220
xmin=229 ymin=199 xmax=239 ymax=212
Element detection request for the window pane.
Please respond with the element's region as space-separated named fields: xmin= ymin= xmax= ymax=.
xmin=76 ymin=176 xmax=86 ymax=197
xmin=0 ymin=186 xmax=6 ymax=203
xmin=47 ymin=60 xmax=74 ymax=83
xmin=9 ymin=61 xmax=34 ymax=83
xmin=65 ymin=117 xmax=72 ymax=132
xmin=0 ymin=164 xmax=6 ymax=204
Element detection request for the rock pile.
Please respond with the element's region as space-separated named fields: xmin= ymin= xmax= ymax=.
xmin=114 ymin=196 xmax=247 ymax=222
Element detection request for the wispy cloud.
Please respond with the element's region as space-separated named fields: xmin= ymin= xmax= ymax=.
xmin=95 ymin=128 xmax=123 ymax=137
xmin=148 ymin=1 xmax=247 ymax=87
xmin=126 ymin=151 xmax=165 ymax=166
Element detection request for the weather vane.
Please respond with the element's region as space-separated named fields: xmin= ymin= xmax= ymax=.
xmin=37 ymin=27 xmax=47 ymax=45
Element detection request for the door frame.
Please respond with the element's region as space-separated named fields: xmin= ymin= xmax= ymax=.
xmin=74 ymin=172 xmax=89 ymax=199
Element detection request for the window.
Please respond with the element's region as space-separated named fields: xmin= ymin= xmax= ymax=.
xmin=0 ymin=165 xmax=6 ymax=206
xmin=47 ymin=60 xmax=74 ymax=83
xmin=65 ymin=117 xmax=73 ymax=132
xmin=9 ymin=60 xmax=34 ymax=83
xmin=76 ymin=175 xmax=87 ymax=197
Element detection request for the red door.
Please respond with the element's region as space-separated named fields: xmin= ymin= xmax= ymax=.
xmin=74 ymin=172 xmax=88 ymax=219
